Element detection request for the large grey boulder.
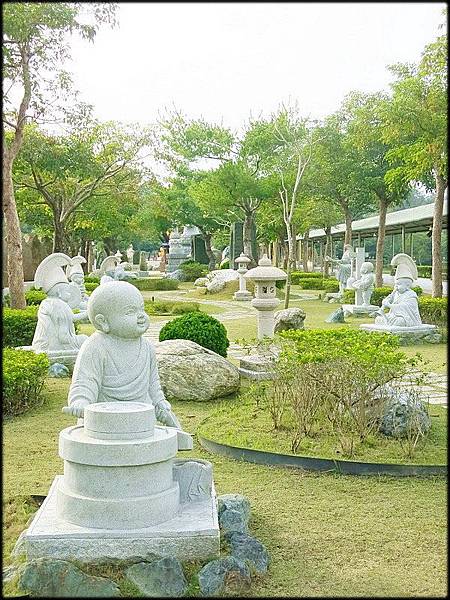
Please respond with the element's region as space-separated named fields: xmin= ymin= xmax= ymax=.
xmin=194 ymin=277 xmax=209 ymax=287
xmin=19 ymin=558 xmax=120 ymax=597
xmin=224 ymin=531 xmax=270 ymax=574
xmin=206 ymin=269 xmax=239 ymax=293
xmin=378 ymin=387 xmax=431 ymax=437
xmin=154 ymin=339 xmax=240 ymax=401
xmin=165 ymin=269 xmax=185 ymax=281
xmin=325 ymin=306 xmax=345 ymax=323
xmin=218 ymin=494 xmax=251 ymax=524
xmin=274 ymin=307 xmax=306 ymax=332
xmin=125 ymin=558 xmax=187 ymax=597
xmin=198 ymin=556 xmax=250 ymax=597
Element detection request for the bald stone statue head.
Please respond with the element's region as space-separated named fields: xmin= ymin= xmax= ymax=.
xmin=88 ymin=281 xmax=150 ymax=339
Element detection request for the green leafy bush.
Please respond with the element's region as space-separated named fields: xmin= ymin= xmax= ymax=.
xmin=144 ymin=300 xmax=200 ymax=315
xmin=291 ymin=271 xmax=323 ymax=284
xmin=84 ymin=275 xmax=100 ymax=283
xmin=219 ymin=260 xmax=230 ymax=269
xmin=418 ymin=297 xmax=447 ymax=326
xmin=3 ymin=348 xmax=50 ymax=417
xmin=179 ymin=260 xmax=208 ymax=281
xmin=3 ymin=306 xmax=39 ymax=347
xmin=84 ymin=282 xmax=99 ymax=292
xmin=25 ymin=289 xmax=47 ymax=305
xmin=159 ymin=312 xmax=229 ymax=357
xmin=343 ymin=285 xmax=423 ymax=305
xmin=296 ymin=277 xmax=335 ymax=290
xmin=322 ymin=279 xmax=340 ymax=293
xmin=131 ymin=278 xmax=179 ymax=291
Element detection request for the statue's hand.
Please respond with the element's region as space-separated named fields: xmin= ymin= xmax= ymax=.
xmin=154 ymin=399 xmax=182 ymax=429
xmin=62 ymin=400 xmax=89 ymax=418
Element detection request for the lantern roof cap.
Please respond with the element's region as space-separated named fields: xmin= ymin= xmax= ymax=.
xmin=244 ymin=254 xmax=287 ymax=281
xmin=234 ymin=253 xmax=251 ymax=265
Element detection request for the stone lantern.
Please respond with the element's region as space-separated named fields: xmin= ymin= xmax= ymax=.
xmin=244 ymin=254 xmax=287 ymax=339
xmin=233 ymin=253 xmax=252 ymax=301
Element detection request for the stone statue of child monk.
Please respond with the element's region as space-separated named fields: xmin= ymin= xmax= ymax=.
xmin=62 ymin=281 xmax=183 ymax=432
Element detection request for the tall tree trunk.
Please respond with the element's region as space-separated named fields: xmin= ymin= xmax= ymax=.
xmin=87 ymin=241 xmax=93 ymax=273
xmin=2 ymin=157 xmax=26 ymax=308
xmin=243 ymin=213 xmax=255 ymax=266
xmin=302 ymin=232 xmax=309 ymax=272
xmin=53 ymin=216 xmax=69 ymax=253
xmin=284 ymin=223 xmax=296 ymax=309
xmin=375 ymin=197 xmax=388 ymax=287
xmin=202 ymin=233 xmax=216 ymax=270
xmin=431 ymin=172 xmax=446 ymax=298
xmin=344 ymin=208 xmax=352 ymax=246
xmin=323 ymin=226 xmax=332 ymax=277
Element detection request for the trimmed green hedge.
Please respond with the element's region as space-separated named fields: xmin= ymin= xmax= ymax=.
xmin=84 ymin=275 xmax=100 ymax=283
xmin=416 ymin=265 xmax=447 ymax=280
xmin=342 ymin=286 xmax=423 ymax=306
xmin=295 ymin=277 xmax=336 ymax=290
xmin=131 ymin=278 xmax=179 ymax=291
xmin=3 ymin=348 xmax=50 ymax=417
xmin=291 ymin=271 xmax=323 ymax=285
xmin=25 ymin=289 xmax=47 ymax=305
xmin=3 ymin=306 xmax=39 ymax=347
xmin=159 ymin=312 xmax=229 ymax=357
xmin=418 ymin=297 xmax=447 ymax=327
xmin=144 ymin=300 xmax=200 ymax=316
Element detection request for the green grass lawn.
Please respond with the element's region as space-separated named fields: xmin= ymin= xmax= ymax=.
xmin=3 ymin=379 xmax=447 ymax=597
xmin=197 ymin=395 xmax=447 ymax=465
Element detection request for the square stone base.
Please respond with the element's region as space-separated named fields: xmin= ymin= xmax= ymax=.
xmin=21 ymin=476 xmax=220 ymax=563
xmin=342 ymin=304 xmax=379 ymax=317
xmin=238 ymin=354 xmax=276 ymax=380
xmin=359 ymin=323 xmax=442 ymax=345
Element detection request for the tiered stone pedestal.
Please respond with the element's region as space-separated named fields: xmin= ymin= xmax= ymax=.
xmin=342 ymin=304 xmax=379 ymax=318
xmin=360 ymin=323 xmax=442 ymax=345
xmin=21 ymin=402 xmax=219 ymax=562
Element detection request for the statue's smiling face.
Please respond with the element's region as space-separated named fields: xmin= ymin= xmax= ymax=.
xmin=107 ymin=296 xmax=149 ymax=338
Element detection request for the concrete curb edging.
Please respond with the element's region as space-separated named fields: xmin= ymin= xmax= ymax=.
xmin=198 ymin=436 xmax=447 ymax=477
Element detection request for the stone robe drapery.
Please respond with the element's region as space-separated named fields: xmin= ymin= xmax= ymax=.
xmin=375 ymin=289 xmax=422 ymax=327
xmin=68 ymin=332 xmax=166 ymax=408
xmin=32 ymin=297 xmax=87 ymax=353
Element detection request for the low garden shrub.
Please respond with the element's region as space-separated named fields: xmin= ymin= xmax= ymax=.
xmin=343 ymin=285 xmax=423 ymax=305
xmin=159 ymin=312 xmax=229 ymax=357
xmin=25 ymin=289 xmax=47 ymax=305
xmin=219 ymin=260 xmax=230 ymax=269
xmin=418 ymin=297 xmax=447 ymax=327
xmin=144 ymin=300 xmax=200 ymax=316
xmin=322 ymin=279 xmax=340 ymax=293
xmin=3 ymin=348 xmax=50 ymax=417
xmin=84 ymin=282 xmax=99 ymax=292
xmin=296 ymin=277 xmax=335 ymax=290
xmin=84 ymin=275 xmax=100 ymax=283
xmin=3 ymin=306 xmax=39 ymax=347
xmin=179 ymin=260 xmax=209 ymax=282
xmin=416 ymin=265 xmax=447 ymax=280
xmin=132 ymin=278 xmax=179 ymax=291
xmin=249 ymin=328 xmax=424 ymax=458
xmin=291 ymin=271 xmax=323 ymax=285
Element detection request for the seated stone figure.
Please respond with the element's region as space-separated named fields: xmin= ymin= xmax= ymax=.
xmin=63 ymin=281 xmax=182 ymax=430
xmin=374 ymin=253 xmax=422 ymax=327
xmin=32 ymin=253 xmax=89 ymax=354
xmin=67 ymin=255 xmax=89 ymax=310
xmin=352 ymin=261 xmax=375 ymax=306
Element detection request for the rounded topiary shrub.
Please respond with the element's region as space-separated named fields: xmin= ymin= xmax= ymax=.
xmin=3 ymin=348 xmax=50 ymax=416
xmin=2 ymin=306 xmax=39 ymax=347
xmin=159 ymin=312 xmax=230 ymax=357
xmin=179 ymin=260 xmax=209 ymax=282
xmin=84 ymin=282 xmax=99 ymax=293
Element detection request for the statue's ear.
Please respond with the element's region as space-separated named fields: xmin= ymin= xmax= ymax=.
xmin=94 ymin=313 xmax=109 ymax=333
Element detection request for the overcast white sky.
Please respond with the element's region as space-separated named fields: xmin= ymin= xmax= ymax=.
xmin=68 ymin=2 xmax=446 ymax=131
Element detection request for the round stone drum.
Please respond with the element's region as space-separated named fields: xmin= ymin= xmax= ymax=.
xmin=56 ymin=402 xmax=180 ymax=529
